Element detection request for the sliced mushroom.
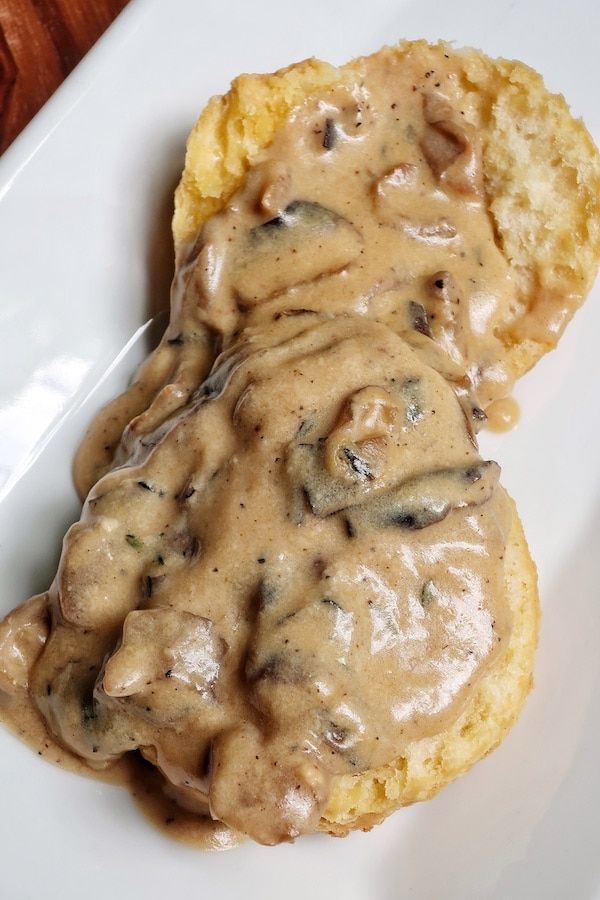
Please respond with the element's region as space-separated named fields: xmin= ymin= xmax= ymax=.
xmin=345 ymin=460 xmax=500 ymax=536
xmin=373 ymin=163 xmax=419 ymax=203
xmin=373 ymin=163 xmax=458 ymax=241
xmin=258 ymin=161 xmax=293 ymax=218
xmin=323 ymin=386 xmax=401 ymax=483
xmin=99 ymin=609 xmax=226 ymax=729
xmin=249 ymin=596 xmax=355 ymax=686
xmin=210 ymin=723 xmax=327 ymax=845
xmin=421 ymin=93 xmax=483 ymax=196
xmin=233 ymin=201 xmax=363 ymax=303
xmin=287 ymin=377 xmax=450 ymax=519
xmin=288 ymin=437 xmax=381 ymax=518
xmin=31 ymin=625 xmax=133 ymax=764
xmin=286 ymin=440 xmax=375 ymax=519
xmin=103 ymin=608 xmax=224 ymax=698
xmin=58 ymin=520 xmax=146 ymax=629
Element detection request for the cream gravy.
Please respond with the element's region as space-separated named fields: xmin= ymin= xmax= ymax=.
xmin=1 ymin=46 xmax=523 ymax=847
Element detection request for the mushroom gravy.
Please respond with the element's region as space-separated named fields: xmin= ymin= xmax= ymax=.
xmin=1 ymin=47 xmax=519 ymax=846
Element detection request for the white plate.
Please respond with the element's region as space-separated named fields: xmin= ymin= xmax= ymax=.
xmin=1 ymin=1 xmax=599 ymax=897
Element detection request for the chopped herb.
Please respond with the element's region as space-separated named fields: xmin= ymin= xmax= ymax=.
xmin=126 ymin=534 xmax=144 ymax=550
xmin=137 ymin=480 xmax=154 ymax=492
xmin=257 ymin=557 xmax=266 ymax=565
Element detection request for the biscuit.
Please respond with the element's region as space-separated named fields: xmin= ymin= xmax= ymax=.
xmin=173 ymin=41 xmax=600 ymax=382
xmin=321 ymin=499 xmax=538 ymax=833
xmin=170 ymin=42 xmax=558 ymax=834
